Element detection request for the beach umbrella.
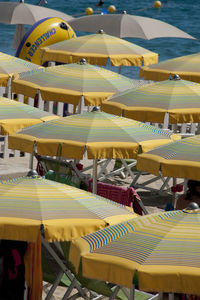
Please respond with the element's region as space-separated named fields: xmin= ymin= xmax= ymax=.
xmin=140 ymin=52 xmax=200 ymax=83
xmin=102 ymin=76 xmax=200 ymax=124
xmin=11 ymin=60 xmax=139 ymax=109
xmin=8 ymin=110 xmax=180 ymax=192
xmin=0 ymin=176 xmax=135 ymax=242
xmin=0 ymin=96 xmax=59 ymax=135
xmin=136 ymin=135 xmax=200 ymax=181
xmin=70 ymin=208 xmax=200 ymax=296
xmin=0 ymin=175 xmax=136 ymax=299
xmin=0 ymin=51 xmax=41 ymax=97
xmin=67 ymin=12 xmax=195 ymax=40
xmin=40 ymin=31 xmax=158 ymax=67
xmin=0 ymin=2 xmax=73 ymax=25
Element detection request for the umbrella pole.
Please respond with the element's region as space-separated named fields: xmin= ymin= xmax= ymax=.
xmin=118 ymin=66 xmax=122 ymax=74
xmin=92 ymin=159 xmax=98 ymax=194
xmin=5 ymin=76 xmax=12 ymax=99
xmin=29 ymin=142 xmax=36 ymax=170
xmin=77 ymin=96 xmax=84 ymax=114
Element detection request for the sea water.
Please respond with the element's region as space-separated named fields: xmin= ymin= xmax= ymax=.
xmin=0 ymin=0 xmax=200 ymax=79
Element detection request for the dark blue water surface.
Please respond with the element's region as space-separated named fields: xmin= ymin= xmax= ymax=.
xmin=1 ymin=0 xmax=200 ymax=78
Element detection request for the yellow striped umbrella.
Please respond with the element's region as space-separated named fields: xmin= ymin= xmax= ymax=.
xmin=0 ymin=176 xmax=135 ymax=242
xmin=0 ymin=51 xmax=41 ymax=87
xmin=40 ymin=31 xmax=158 ymax=67
xmin=70 ymin=209 xmax=200 ymax=295
xmin=136 ymin=135 xmax=200 ymax=181
xmin=102 ymin=77 xmax=200 ymax=124
xmin=0 ymin=176 xmax=136 ymax=300
xmin=0 ymin=97 xmax=59 ymax=135
xmin=8 ymin=111 xmax=180 ymax=159
xmin=140 ymin=52 xmax=200 ymax=83
xmin=11 ymin=60 xmax=138 ymax=107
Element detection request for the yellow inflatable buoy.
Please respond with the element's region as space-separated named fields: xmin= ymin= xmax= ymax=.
xmin=154 ymin=1 xmax=162 ymax=8
xmin=85 ymin=7 xmax=94 ymax=15
xmin=16 ymin=17 xmax=76 ymax=65
xmin=108 ymin=5 xmax=116 ymax=13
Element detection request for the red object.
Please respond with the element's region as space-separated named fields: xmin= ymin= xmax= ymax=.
xmin=171 ymin=184 xmax=183 ymax=193
xmin=76 ymin=163 xmax=83 ymax=171
xmin=88 ymin=180 xmax=143 ymax=215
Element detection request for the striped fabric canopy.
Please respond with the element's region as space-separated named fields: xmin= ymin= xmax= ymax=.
xmin=0 ymin=176 xmax=135 ymax=242
xmin=102 ymin=78 xmax=200 ymax=123
xmin=8 ymin=111 xmax=180 ymax=159
xmin=70 ymin=209 xmax=200 ymax=295
xmin=0 ymin=97 xmax=59 ymax=134
xmin=40 ymin=32 xmax=158 ymax=67
xmin=140 ymin=52 xmax=200 ymax=83
xmin=11 ymin=61 xmax=138 ymax=106
xmin=136 ymin=135 xmax=200 ymax=180
xmin=0 ymin=51 xmax=41 ymax=86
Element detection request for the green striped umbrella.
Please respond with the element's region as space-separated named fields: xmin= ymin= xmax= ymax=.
xmin=8 ymin=110 xmax=180 ymax=193
xmin=0 ymin=97 xmax=59 ymax=134
xmin=0 ymin=176 xmax=135 ymax=242
xmin=140 ymin=52 xmax=200 ymax=83
xmin=0 ymin=175 xmax=135 ymax=300
xmin=137 ymin=135 xmax=200 ymax=181
xmin=11 ymin=60 xmax=138 ymax=107
xmin=102 ymin=77 xmax=200 ymax=123
xmin=40 ymin=31 xmax=158 ymax=67
xmin=70 ymin=209 xmax=200 ymax=295
xmin=0 ymin=51 xmax=41 ymax=87
xmin=8 ymin=111 xmax=180 ymax=160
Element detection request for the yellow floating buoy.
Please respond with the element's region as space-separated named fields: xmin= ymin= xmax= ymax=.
xmin=154 ymin=1 xmax=162 ymax=8
xmin=85 ymin=7 xmax=94 ymax=15
xmin=108 ymin=5 xmax=116 ymax=13
xmin=16 ymin=17 xmax=76 ymax=65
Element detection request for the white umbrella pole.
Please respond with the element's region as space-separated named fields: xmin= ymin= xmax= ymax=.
xmin=92 ymin=159 xmax=98 ymax=194
xmin=77 ymin=95 xmax=84 ymax=114
xmin=5 ymin=76 xmax=12 ymax=99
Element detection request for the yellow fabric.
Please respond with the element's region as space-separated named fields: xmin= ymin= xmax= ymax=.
xmin=23 ymin=95 xmax=29 ymax=104
xmin=70 ymin=243 xmax=200 ymax=294
xmin=0 ymin=74 xmax=9 ymax=86
xmin=168 ymin=108 xmax=200 ymax=124
xmin=139 ymin=265 xmax=200 ymax=295
xmin=9 ymin=132 xmax=180 ymax=159
xmin=0 ymin=217 xmax=40 ymax=242
xmin=136 ymin=153 xmax=162 ymax=175
xmin=137 ymin=153 xmax=200 ymax=181
xmin=8 ymin=134 xmax=35 ymax=153
xmin=0 ymin=119 xmax=43 ymax=135
xmin=40 ymin=47 xmax=158 ymax=67
xmin=24 ymin=233 xmax=43 ymax=300
xmin=140 ymin=67 xmax=200 ymax=83
xmin=12 ymin=79 xmax=39 ymax=98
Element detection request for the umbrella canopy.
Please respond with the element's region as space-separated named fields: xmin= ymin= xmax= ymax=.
xmin=40 ymin=31 xmax=158 ymax=67
xmin=136 ymin=135 xmax=200 ymax=181
xmin=102 ymin=77 xmax=200 ymax=124
xmin=0 ymin=97 xmax=59 ymax=135
xmin=140 ymin=52 xmax=200 ymax=83
xmin=67 ymin=13 xmax=195 ymax=40
xmin=11 ymin=61 xmax=139 ymax=106
xmin=0 ymin=176 xmax=135 ymax=242
xmin=0 ymin=51 xmax=41 ymax=86
xmin=8 ymin=111 xmax=180 ymax=159
xmin=70 ymin=209 xmax=200 ymax=295
xmin=0 ymin=2 xmax=73 ymax=25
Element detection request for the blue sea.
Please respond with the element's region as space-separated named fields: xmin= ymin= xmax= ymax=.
xmin=0 ymin=0 xmax=200 ymax=79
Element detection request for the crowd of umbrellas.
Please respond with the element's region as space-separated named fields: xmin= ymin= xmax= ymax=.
xmin=0 ymin=3 xmax=200 ymax=300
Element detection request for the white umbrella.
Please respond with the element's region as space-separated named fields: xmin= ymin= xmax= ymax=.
xmin=0 ymin=1 xmax=73 ymax=25
xmin=68 ymin=12 xmax=195 ymax=40
xmin=0 ymin=1 xmax=74 ymax=49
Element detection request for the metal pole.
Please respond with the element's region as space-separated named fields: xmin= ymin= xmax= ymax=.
xmin=92 ymin=159 xmax=98 ymax=194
